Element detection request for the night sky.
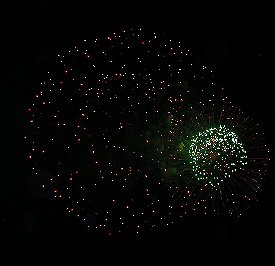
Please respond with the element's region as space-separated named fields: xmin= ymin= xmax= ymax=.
xmin=1 ymin=2 xmax=275 ymax=265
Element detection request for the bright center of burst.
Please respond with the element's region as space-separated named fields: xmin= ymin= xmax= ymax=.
xmin=188 ymin=125 xmax=247 ymax=186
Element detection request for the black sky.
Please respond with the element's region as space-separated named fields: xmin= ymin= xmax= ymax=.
xmin=1 ymin=2 xmax=275 ymax=265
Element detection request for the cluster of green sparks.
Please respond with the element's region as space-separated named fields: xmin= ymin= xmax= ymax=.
xmin=162 ymin=101 xmax=270 ymax=216
xmin=188 ymin=125 xmax=248 ymax=186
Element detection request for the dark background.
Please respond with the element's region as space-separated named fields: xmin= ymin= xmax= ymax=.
xmin=1 ymin=2 xmax=274 ymax=265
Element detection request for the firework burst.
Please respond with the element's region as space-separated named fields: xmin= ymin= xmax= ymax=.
xmin=25 ymin=28 xmax=269 ymax=236
xmin=162 ymin=99 xmax=270 ymax=216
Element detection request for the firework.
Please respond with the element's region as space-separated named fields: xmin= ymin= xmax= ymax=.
xmin=25 ymin=28 xmax=269 ymax=236
xmin=162 ymin=99 xmax=270 ymax=216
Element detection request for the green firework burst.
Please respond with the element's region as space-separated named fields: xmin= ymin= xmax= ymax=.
xmin=188 ymin=125 xmax=247 ymax=186
xmin=161 ymin=100 xmax=270 ymax=216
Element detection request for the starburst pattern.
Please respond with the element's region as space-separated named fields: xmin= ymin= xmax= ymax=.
xmin=162 ymin=101 xmax=270 ymax=216
xmin=25 ymin=28 xmax=269 ymax=236
xmin=189 ymin=125 xmax=248 ymax=185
